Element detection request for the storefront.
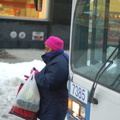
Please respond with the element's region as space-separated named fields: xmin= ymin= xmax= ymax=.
xmin=0 ymin=0 xmax=71 ymax=49
xmin=0 ymin=0 xmax=51 ymax=21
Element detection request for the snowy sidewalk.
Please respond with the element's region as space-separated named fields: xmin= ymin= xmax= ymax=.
xmin=0 ymin=49 xmax=45 ymax=63
xmin=0 ymin=49 xmax=69 ymax=63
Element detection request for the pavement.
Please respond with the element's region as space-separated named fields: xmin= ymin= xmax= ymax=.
xmin=0 ymin=49 xmax=69 ymax=63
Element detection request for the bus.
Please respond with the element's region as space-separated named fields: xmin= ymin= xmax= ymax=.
xmin=67 ymin=0 xmax=120 ymax=120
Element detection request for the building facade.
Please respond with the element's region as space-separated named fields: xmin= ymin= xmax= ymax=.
xmin=0 ymin=0 xmax=72 ymax=49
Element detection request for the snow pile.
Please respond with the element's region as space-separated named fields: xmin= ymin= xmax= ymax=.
xmin=0 ymin=60 xmax=45 ymax=120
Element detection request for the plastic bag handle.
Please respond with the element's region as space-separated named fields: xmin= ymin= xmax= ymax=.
xmin=29 ymin=71 xmax=35 ymax=81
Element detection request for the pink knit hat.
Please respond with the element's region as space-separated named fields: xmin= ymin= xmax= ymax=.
xmin=44 ymin=36 xmax=64 ymax=51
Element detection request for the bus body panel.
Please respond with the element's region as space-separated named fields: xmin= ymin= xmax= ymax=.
xmin=68 ymin=73 xmax=120 ymax=120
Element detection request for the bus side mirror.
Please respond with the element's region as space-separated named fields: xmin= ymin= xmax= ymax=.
xmin=34 ymin=0 xmax=42 ymax=12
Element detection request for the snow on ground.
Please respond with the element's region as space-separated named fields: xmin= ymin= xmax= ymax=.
xmin=0 ymin=60 xmax=67 ymax=120
xmin=0 ymin=60 xmax=45 ymax=120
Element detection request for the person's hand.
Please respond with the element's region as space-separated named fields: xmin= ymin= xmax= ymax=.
xmin=30 ymin=69 xmax=39 ymax=74
xmin=24 ymin=67 xmax=39 ymax=81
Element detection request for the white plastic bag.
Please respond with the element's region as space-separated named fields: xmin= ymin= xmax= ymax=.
xmin=14 ymin=72 xmax=40 ymax=112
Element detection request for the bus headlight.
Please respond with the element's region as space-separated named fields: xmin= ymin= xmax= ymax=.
xmin=68 ymin=98 xmax=86 ymax=119
xmin=80 ymin=106 xmax=86 ymax=118
xmin=72 ymin=101 xmax=80 ymax=116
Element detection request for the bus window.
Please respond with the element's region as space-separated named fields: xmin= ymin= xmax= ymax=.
xmin=71 ymin=0 xmax=120 ymax=92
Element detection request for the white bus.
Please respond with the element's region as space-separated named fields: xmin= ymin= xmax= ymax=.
xmin=67 ymin=0 xmax=120 ymax=120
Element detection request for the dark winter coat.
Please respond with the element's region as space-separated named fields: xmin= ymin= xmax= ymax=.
xmin=35 ymin=49 xmax=69 ymax=120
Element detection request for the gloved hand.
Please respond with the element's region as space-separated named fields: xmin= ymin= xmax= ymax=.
xmin=30 ymin=68 xmax=39 ymax=74
xmin=24 ymin=67 xmax=39 ymax=81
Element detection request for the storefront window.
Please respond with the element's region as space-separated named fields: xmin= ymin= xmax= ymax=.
xmin=0 ymin=0 xmax=50 ymax=21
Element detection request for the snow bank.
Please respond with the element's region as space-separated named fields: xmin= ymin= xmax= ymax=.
xmin=0 ymin=60 xmax=45 ymax=120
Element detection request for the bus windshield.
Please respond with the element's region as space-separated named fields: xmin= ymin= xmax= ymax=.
xmin=71 ymin=0 xmax=120 ymax=92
